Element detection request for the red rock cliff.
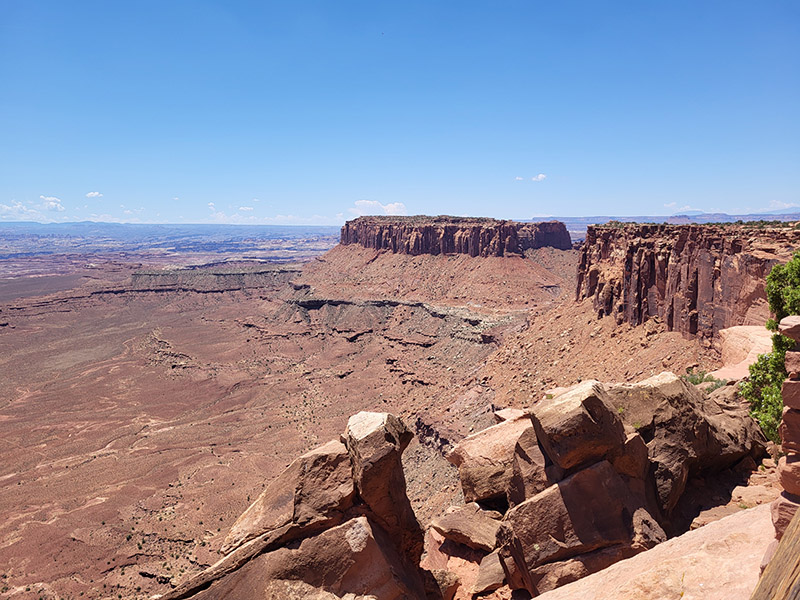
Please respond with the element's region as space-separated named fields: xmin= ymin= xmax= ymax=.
xmin=576 ymin=224 xmax=800 ymax=338
xmin=340 ymin=216 xmax=572 ymax=257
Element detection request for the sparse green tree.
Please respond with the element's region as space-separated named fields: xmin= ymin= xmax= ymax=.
xmin=740 ymin=251 xmax=800 ymax=442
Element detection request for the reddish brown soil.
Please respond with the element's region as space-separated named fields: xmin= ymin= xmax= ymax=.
xmin=298 ymin=244 xmax=572 ymax=311
xmin=480 ymin=300 xmax=720 ymax=409
xmin=0 ymin=245 xmax=723 ymax=599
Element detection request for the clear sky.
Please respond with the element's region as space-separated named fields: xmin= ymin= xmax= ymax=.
xmin=1 ymin=1 xmax=798 ymax=224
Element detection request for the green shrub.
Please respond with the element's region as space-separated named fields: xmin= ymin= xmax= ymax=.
xmin=739 ymin=334 xmax=792 ymax=442
xmin=740 ymin=250 xmax=800 ymax=442
xmin=681 ymin=368 xmax=727 ymax=390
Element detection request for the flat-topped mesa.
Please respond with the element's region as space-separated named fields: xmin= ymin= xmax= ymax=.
xmin=340 ymin=215 xmax=572 ymax=257
xmin=576 ymin=223 xmax=800 ymax=338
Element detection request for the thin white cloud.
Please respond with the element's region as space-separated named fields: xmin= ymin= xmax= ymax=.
xmin=40 ymin=195 xmax=65 ymax=212
xmin=769 ymin=200 xmax=800 ymax=210
xmin=664 ymin=202 xmax=677 ymax=208
xmin=207 ymin=202 xmax=215 ymax=210
xmin=1 ymin=200 xmax=40 ymax=220
xmin=206 ymin=210 xmax=344 ymax=226
xmin=515 ymin=176 xmax=524 ymax=181
xmin=86 ymin=191 xmax=103 ymax=198
xmin=239 ymin=206 xmax=254 ymax=211
xmin=348 ymin=199 xmax=408 ymax=217
xmin=531 ymin=174 xmax=547 ymax=182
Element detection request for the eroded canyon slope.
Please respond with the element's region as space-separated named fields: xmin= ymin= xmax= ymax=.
xmin=0 ymin=218 xmax=787 ymax=599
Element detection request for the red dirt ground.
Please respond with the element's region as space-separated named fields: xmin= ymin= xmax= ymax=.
xmin=0 ymin=246 xmax=721 ymax=599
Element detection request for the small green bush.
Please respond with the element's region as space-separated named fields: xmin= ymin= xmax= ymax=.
xmin=681 ymin=368 xmax=727 ymax=391
xmin=740 ymin=336 xmax=791 ymax=442
xmin=740 ymin=250 xmax=800 ymax=442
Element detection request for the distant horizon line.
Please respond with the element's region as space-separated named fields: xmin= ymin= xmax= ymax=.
xmin=3 ymin=210 xmax=800 ymax=228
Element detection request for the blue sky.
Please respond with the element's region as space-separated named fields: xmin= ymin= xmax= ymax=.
xmin=1 ymin=1 xmax=798 ymax=224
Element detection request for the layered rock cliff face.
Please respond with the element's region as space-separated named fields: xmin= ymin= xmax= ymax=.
xmin=340 ymin=216 xmax=572 ymax=257
xmin=576 ymin=224 xmax=800 ymax=338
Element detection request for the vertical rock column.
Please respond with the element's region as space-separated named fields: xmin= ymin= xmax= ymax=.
xmin=772 ymin=317 xmax=800 ymax=540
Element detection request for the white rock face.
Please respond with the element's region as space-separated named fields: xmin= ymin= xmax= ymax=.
xmin=345 ymin=411 xmax=389 ymax=441
xmin=709 ymin=325 xmax=772 ymax=381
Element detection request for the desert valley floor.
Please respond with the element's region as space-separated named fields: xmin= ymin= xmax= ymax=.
xmin=0 ymin=218 xmax=793 ymax=599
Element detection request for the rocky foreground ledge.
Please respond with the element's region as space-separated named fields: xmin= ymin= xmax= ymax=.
xmin=340 ymin=216 xmax=572 ymax=257
xmin=157 ymin=373 xmax=767 ymax=599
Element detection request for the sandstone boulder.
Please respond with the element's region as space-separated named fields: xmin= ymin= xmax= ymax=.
xmin=506 ymin=426 xmax=564 ymax=507
xmin=531 ymin=381 xmax=626 ymax=471
xmin=610 ymin=432 xmax=649 ymax=480
xmin=447 ymin=414 xmax=533 ymax=503
xmin=606 ymin=372 xmax=766 ymax=514
xmin=164 ymin=413 xmax=430 ymax=600
xmin=780 ymin=407 xmax=800 ymax=452
xmin=430 ymin=502 xmax=502 ymax=552
xmin=782 ymin=379 xmax=800 ymax=410
xmin=420 ymin=528 xmax=485 ymax=599
xmin=192 ymin=516 xmax=425 ymax=600
xmin=501 ymin=461 xmax=651 ymax=578
xmin=472 ymin=551 xmax=506 ymax=595
xmin=528 ymin=544 xmax=640 ymax=594
xmin=535 ymin=504 xmax=773 ymax=600
xmin=785 ymin=351 xmax=800 ymax=379
xmin=771 ymin=492 xmax=800 ymax=540
xmin=779 ymin=315 xmax=800 ymax=342
xmin=493 ymin=407 xmax=526 ymax=423
xmin=429 ymin=569 xmax=460 ymax=600
xmin=221 ymin=439 xmax=355 ymax=554
xmin=778 ymin=454 xmax=800 ymax=497
xmin=342 ymin=412 xmax=422 ymax=565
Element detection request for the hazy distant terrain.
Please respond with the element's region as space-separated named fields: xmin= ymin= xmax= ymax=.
xmin=3 ymin=212 xmax=799 ymax=255
xmin=0 ymin=222 xmax=340 ymax=261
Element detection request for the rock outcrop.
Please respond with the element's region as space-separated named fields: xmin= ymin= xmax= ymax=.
xmin=446 ymin=414 xmax=533 ymax=504
xmin=604 ymin=372 xmax=766 ymax=518
xmin=491 ymin=383 xmax=667 ymax=596
xmin=155 ymin=377 xmax=767 ymax=600
xmin=161 ymin=412 xmax=428 ymax=600
xmin=576 ymin=223 xmax=800 ymax=338
xmin=220 ymin=439 xmax=355 ymax=554
xmin=439 ymin=373 xmax=765 ymax=597
xmin=430 ymin=503 xmax=502 ymax=553
xmin=530 ymin=381 xmax=626 ymax=471
xmin=708 ymin=325 xmax=773 ymax=380
xmin=341 ymin=216 xmax=572 ymax=257
xmin=342 ymin=412 xmax=423 ymax=566
xmin=535 ymin=504 xmax=773 ymax=600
